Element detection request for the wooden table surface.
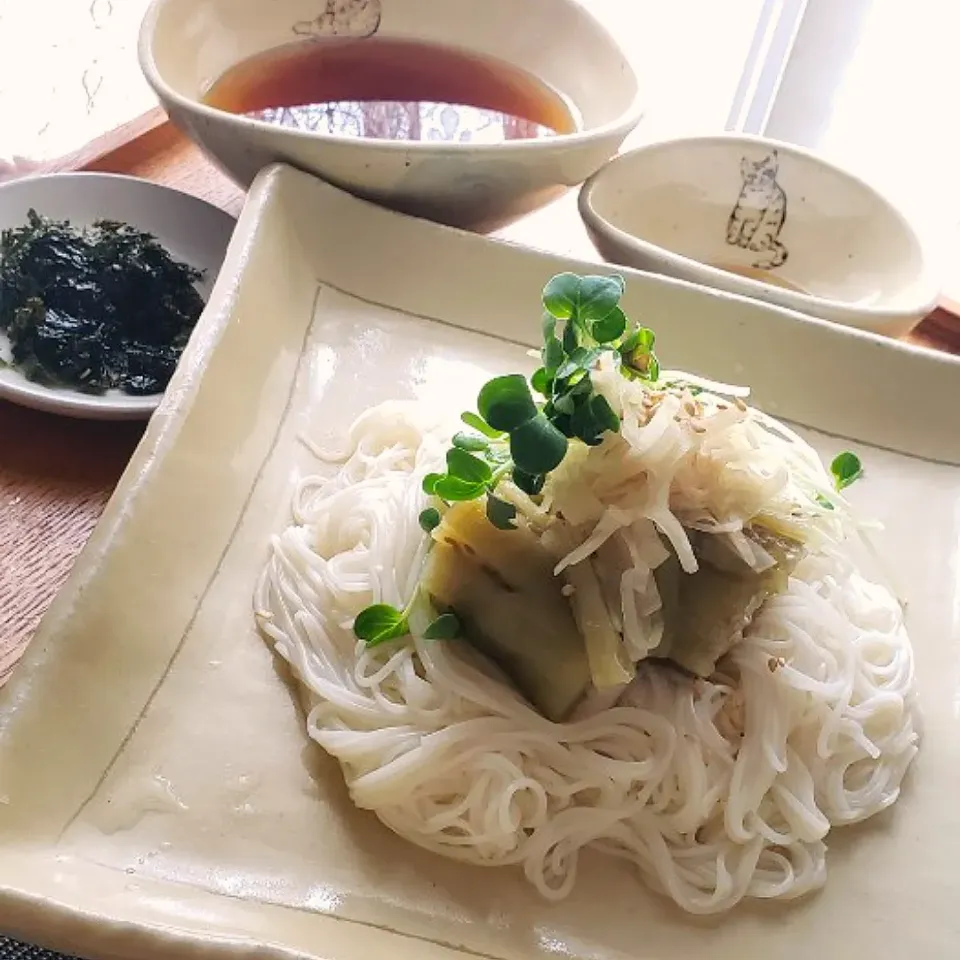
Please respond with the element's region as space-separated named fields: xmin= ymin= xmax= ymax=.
xmin=1 ymin=125 xmax=958 ymax=689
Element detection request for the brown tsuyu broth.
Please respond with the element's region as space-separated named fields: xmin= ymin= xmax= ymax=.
xmin=203 ymin=37 xmax=577 ymax=143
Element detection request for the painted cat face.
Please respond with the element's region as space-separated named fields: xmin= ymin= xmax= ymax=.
xmin=740 ymin=151 xmax=779 ymax=187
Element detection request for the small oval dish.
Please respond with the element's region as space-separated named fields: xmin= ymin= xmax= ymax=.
xmin=579 ymin=135 xmax=940 ymax=338
xmin=0 ymin=172 xmax=235 ymax=420
xmin=138 ymin=0 xmax=643 ymax=233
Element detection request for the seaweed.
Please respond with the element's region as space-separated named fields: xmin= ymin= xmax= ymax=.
xmin=0 ymin=209 xmax=206 ymax=395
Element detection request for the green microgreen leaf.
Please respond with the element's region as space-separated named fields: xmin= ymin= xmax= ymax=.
xmin=512 ymin=467 xmax=545 ymax=496
xmin=541 ymin=312 xmax=564 ymax=372
xmin=452 ymin=431 xmax=489 ymax=453
xmin=569 ymin=375 xmax=593 ymax=396
xmin=416 ymin=274 xmax=662 ymax=543
xmin=531 ymin=367 xmax=552 ymax=396
xmin=353 ymin=604 xmax=409 ymax=646
xmin=552 ymin=412 xmax=575 ymax=438
xmin=460 ymin=411 xmax=504 ymax=439
xmin=815 ymin=493 xmax=835 ymax=511
xmin=542 ymin=272 xmax=624 ymax=323
xmin=623 ymin=326 xmax=655 ymax=352
xmin=556 ymin=346 xmax=601 ymax=381
xmin=432 ymin=475 xmax=488 ymax=501
xmin=485 ymin=494 xmax=518 ymax=530
xmin=570 ymin=399 xmax=600 ymax=444
xmin=590 ymin=393 xmax=620 ymax=433
xmin=541 ymin=310 xmax=557 ymax=341
xmin=619 ymin=330 xmax=638 ymax=352
xmin=423 ymin=612 xmax=461 ymax=641
xmin=543 ymin=336 xmax=564 ymax=372
xmin=830 ymin=451 xmax=863 ymax=491
xmin=419 ymin=507 xmax=441 ymax=532
xmin=477 ymin=374 xmax=538 ymax=432
xmin=622 ymin=346 xmax=659 ymax=381
xmin=509 ymin=413 xmax=568 ymax=475
xmin=542 ymin=272 xmax=581 ymax=319
xmin=620 ymin=326 xmax=659 ymax=380
xmin=592 ymin=306 xmax=627 ymax=343
xmin=446 ymin=447 xmax=492 ymax=484
xmin=578 ymin=275 xmax=624 ymax=321
xmin=570 ymin=394 xmax=618 ymax=445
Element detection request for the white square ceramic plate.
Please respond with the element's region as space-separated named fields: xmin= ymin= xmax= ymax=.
xmin=1 ymin=164 xmax=958 ymax=960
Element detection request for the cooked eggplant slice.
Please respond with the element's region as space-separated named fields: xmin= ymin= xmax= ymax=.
xmin=653 ymin=527 xmax=804 ymax=677
xmin=421 ymin=500 xmax=591 ymax=722
xmin=423 ymin=498 xmax=803 ymax=714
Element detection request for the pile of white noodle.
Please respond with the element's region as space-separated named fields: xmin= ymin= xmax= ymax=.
xmin=255 ymin=375 xmax=918 ymax=915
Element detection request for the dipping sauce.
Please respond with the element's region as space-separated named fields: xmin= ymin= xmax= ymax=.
xmin=203 ymin=37 xmax=577 ymax=143
xmin=710 ymin=263 xmax=809 ymax=293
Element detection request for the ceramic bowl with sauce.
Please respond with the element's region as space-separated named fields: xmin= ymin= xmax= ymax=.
xmin=138 ymin=0 xmax=642 ymax=233
xmin=579 ymin=135 xmax=940 ymax=338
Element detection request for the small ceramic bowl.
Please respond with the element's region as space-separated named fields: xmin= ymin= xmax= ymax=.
xmin=579 ymin=135 xmax=940 ymax=338
xmin=0 ymin=173 xmax=235 ymax=420
xmin=138 ymin=0 xmax=642 ymax=234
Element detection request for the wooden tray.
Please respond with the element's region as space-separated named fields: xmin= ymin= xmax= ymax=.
xmin=37 ymin=107 xmax=245 ymax=217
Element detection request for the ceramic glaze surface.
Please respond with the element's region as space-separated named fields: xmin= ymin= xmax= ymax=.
xmin=138 ymin=0 xmax=642 ymax=232
xmin=0 ymin=166 xmax=958 ymax=960
xmin=579 ymin=136 xmax=940 ymax=337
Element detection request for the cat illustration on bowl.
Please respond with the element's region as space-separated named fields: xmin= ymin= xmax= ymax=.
xmin=726 ymin=150 xmax=788 ymax=269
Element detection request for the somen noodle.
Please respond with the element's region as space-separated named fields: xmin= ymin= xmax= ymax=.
xmin=255 ymin=407 xmax=916 ymax=913
xmin=254 ymin=275 xmax=918 ymax=914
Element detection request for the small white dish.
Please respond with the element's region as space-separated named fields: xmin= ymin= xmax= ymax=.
xmin=138 ymin=0 xmax=643 ymax=233
xmin=579 ymin=135 xmax=940 ymax=338
xmin=0 ymin=172 xmax=235 ymax=420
